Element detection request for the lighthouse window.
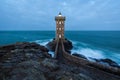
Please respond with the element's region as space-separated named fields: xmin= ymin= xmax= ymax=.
xmin=59 ymin=35 xmax=61 ymax=38
xmin=59 ymin=28 xmax=61 ymax=30
xmin=59 ymin=22 xmax=61 ymax=24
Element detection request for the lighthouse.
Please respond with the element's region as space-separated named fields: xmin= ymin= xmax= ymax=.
xmin=55 ymin=12 xmax=66 ymax=40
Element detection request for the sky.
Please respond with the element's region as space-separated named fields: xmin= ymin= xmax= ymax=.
xmin=0 ymin=0 xmax=120 ymax=31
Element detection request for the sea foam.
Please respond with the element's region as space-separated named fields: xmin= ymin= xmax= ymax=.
xmin=71 ymin=40 xmax=120 ymax=64
xmin=71 ymin=48 xmax=104 ymax=59
xmin=33 ymin=39 xmax=120 ymax=64
xmin=34 ymin=39 xmax=52 ymax=46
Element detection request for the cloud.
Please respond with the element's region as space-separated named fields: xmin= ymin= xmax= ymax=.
xmin=61 ymin=2 xmax=67 ymax=6
xmin=90 ymin=0 xmax=96 ymax=5
xmin=0 ymin=0 xmax=120 ymax=30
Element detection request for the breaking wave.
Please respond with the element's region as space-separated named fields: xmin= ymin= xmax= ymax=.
xmin=32 ymin=39 xmax=54 ymax=57
xmin=32 ymin=39 xmax=120 ymax=64
xmin=71 ymin=40 xmax=120 ymax=64
xmin=33 ymin=39 xmax=52 ymax=46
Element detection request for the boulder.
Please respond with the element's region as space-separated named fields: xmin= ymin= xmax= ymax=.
xmin=90 ymin=58 xmax=120 ymax=68
xmin=63 ymin=38 xmax=73 ymax=52
xmin=72 ymin=53 xmax=87 ymax=60
xmin=46 ymin=40 xmax=57 ymax=51
xmin=46 ymin=38 xmax=73 ymax=53
xmin=99 ymin=58 xmax=120 ymax=68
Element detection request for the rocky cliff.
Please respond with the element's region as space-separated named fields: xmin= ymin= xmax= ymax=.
xmin=0 ymin=42 xmax=93 ymax=80
xmin=0 ymin=41 xmax=120 ymax=80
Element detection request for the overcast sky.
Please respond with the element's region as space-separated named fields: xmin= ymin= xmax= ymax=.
xmin=0 ymin=0 xmax=120 ymax=30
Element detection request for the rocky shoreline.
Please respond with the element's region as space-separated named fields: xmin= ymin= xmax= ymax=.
xmin=0 ymin=39 xmax=120 ymax=80
xmin=47 ymin=38 xmax=120 ymax=68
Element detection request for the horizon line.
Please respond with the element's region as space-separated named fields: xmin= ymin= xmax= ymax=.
xmin=0 ymin=30 xmax=120 ymax=31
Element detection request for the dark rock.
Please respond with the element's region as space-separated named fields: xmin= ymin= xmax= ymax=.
xmin=66 ymin=50 xmax=71 ymax=54
xmin=0 ymin=44 xmax=15 ymax=51
xmin=0 ymin=44 xmax=15 ymax=58
xmin=0 ymin=42 xmax=50 ymax=61
xmin=90 ymin=58 xmax=120 ymax=68
xmin=100 ymin=58 xmax=120 ymax=68
xmin=0 ymin=42 xmax=120 ymax=80
xmin=63 ymin=39 xmax=73 ymax=52
xmin=76 ymin=73 xmax=93 ymax=80
xmin=0 ymin=50 xmax=6 ymax=58
xmin=56 ymin=72 xmax=93 ymax=80
xmin=41 ymin=58 xmax=59 ymax=71
xmin=72 ymin=53 xmax=87 ymax=60
xmin=46 ymin=40 xmax=57 ymax=51
xmin=15 ymin=42 xmax=49 ymax=52
xmin=0 ymin=42 xmax=51 ymax=80
xmin=9 ymin=60 xmax=46 ymax=80
xmin=46 ymin=38 xmax=73 ymax=53
xmin=56 ymin=75 xmax=72 ymax=80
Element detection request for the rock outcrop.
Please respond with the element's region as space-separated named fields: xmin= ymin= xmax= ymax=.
xmin=0 ymin=42 xmax=93 ymax=80
xmin=41 ymin=58 xmax=59 ymax=71
xmin=72 ymin=53 xmax=87 ymax=60
xmin=9 ymin=60 xmax=46 ymax=80
xmin=90 ymin=58 xmax=120 ymax=68
xmin=0 ymin=42 xmax=50 ymax=80
xmin=0 ymin=42 xmax=120 ymax=80
xmin=46 ymin=38 xmax=73 ymax=53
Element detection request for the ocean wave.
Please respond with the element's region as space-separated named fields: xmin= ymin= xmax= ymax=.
xmin=49 ymin=51 xmax=54 ymax=57
xmin=72 ymin=40 xmax=89 ymax=46
xmin=71 ymin=40 xmax=120 ymax=64
xmin=71 ymin=48 xmax=105 ymax=59
xmin=33 ymin=39 xmax=52 ymax=46
xmin=32 ymin=39 xmax=54 ymax=57
xmin=31 ymin=39 xmax=120 ymax=64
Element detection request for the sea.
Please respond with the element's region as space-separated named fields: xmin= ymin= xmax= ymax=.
xmin=0 ymin=31 xmax=120 ymax=64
